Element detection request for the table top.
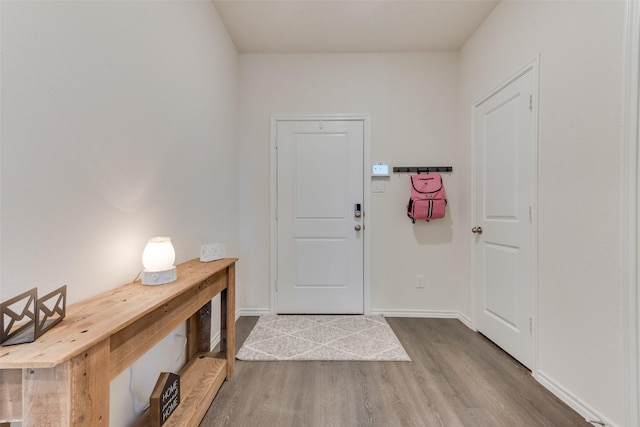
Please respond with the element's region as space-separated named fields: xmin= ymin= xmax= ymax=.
xmin=0 ymin=258 xmax=237 ymax=369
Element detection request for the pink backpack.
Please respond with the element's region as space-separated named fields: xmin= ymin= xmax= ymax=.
xmin=407 ymin=173 xmax=447 ymax=223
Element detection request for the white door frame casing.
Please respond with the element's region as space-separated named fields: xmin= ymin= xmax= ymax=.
xmin=623 ymin=1 xmax=640 ymax=425
xmin=470 ymin=57 xmax=540 ymax=375
xmin=269 ymin=114 xmax=372 ymax=315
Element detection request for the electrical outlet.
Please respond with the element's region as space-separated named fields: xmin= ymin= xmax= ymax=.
xmin=416 ymin=275 xmax=425 ymax=289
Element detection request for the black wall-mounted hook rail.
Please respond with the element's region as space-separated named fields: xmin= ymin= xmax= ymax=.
xmin=392 ymin=166 xmax=453 ymax=173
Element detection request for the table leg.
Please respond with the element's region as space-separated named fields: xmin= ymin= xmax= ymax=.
xmin=22 ymin=339 xmax=110 ymax=426
xmin=0 ymin=369 xmax=21 ymax=422
xmin=220 ymin=264 xmax=235 ymax=378
xmin=187 ymin=300 xmax=212 ymax=359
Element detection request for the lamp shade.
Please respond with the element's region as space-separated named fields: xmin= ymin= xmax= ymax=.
xmin=142 ymin=237 xmax=175 ymax=272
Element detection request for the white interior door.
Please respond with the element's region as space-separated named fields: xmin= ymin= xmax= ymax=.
xmin=473 ymin=67 xmax=536 ymax=369
xmin=276 ymin=120 xmax=364 ymax=314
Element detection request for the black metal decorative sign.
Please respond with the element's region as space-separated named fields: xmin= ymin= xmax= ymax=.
xmin=150 ymin=372 xmax=180 ymax=426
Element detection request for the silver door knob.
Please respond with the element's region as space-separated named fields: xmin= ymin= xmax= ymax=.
xmin=471 ymin=226 xmax=483 ymax=235
xmin=354 ymin=225 xmax=362 ymax=231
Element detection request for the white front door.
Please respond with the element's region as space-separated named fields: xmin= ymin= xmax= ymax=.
xmin=473 ymin=66 xmax=536 ymax=369
xmin=276 ymin=120 xmax=364 ymax=314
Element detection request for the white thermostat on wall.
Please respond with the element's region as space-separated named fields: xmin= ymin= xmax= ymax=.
xmin=372 ymin=164 xmax=390 ymax=177
xmin=200 ymin=243 xmax=226 ymax=262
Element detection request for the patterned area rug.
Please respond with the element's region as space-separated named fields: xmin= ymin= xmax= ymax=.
xmin=236 ymin=315 xmax=411 ymax=361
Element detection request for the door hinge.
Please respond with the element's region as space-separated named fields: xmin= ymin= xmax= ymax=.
xmin=529 ymin=206 xmax=532 ymax=224
xmin=529 ymin=317 xmax=533 ymax=334
xmin=528 ymin=94 xmax=533 ymax=111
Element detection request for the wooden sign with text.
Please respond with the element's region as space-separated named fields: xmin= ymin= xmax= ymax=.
xmin=150 ymin=372 xmax=180 ymax=426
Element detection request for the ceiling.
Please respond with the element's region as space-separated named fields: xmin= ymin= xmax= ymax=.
xmin=212 ymin=0 xmax=501 ymax=54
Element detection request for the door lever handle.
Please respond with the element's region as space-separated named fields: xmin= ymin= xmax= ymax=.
xmin=471 ymin=226 xmax=483 ymax=235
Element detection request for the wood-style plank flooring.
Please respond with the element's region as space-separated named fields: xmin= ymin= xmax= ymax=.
xmin=200 ymin=317 xmax=589 ymax=427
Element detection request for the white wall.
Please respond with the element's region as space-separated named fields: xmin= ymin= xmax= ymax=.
xmin=458 ymin=1 xmax=626 ymax=425
xmin=2 ymin=1 xmax=630 ymax=425
xmin=1 ymin=1 xmax=238 ymax=426
xmin=237 ymin=53 xmax=466 ymax=316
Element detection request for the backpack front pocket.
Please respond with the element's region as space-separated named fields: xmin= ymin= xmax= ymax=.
xmin=408 ymin=198 xmax=446 ymax=223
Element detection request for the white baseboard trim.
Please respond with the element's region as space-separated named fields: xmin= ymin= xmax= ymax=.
xmin=457 ymin=312 xmax=474 ymax=330
xmin=235 ymin=308 xmax=470 ymax=321
xmin=235 ymin=308 xmax=471 ymax=324
xmin=371 ymin=308 xmax=460 ymax=319
xmin=535 ymin=370 xmax=617 ymax=427
xmin=236 ymin=307 xmax=272 ymax=318
xmin=372 ymin=309 xmax=474 ymax=330
xmin=210 ymin=330 xmax=221 ymax=349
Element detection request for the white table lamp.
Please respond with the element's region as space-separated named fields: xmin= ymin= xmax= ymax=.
xmin=141 ymin=237 xmax=177 ymax=285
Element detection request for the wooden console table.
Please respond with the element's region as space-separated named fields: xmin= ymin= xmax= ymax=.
xmin=0 ymin=258 xmax=237 ymax=426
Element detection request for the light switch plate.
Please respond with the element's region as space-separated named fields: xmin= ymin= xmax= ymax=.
xmin=372 ymin=181 xmax=385 ymax=193
xmin=200 ymin=243 xmax=226 ymax=262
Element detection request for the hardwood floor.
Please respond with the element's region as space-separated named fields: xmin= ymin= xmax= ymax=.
xmin=200 ymin=317 xmax=589 ymax=427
